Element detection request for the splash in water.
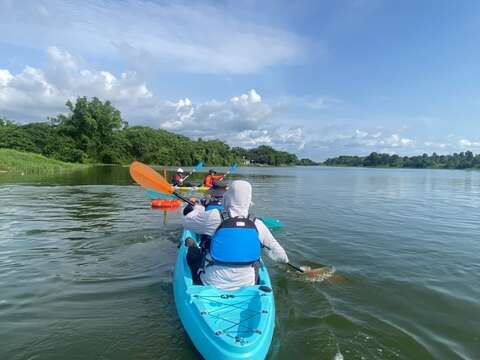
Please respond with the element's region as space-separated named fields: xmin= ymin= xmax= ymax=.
xmin=294 ymin=265 xmax=348 ymax=283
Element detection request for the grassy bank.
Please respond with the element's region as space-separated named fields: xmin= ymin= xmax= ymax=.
xmin=0 ymin=149 xmax=88 ymax=174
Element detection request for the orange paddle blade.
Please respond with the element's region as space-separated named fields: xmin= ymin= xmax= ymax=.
xmin=129 ymin=161 xmax=174 ymax=194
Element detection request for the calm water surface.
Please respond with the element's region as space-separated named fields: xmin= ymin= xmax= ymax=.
xmin=1 ymin=166 xmax=479 ymax=359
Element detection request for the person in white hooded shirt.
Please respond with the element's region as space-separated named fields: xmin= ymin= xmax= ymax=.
xmin=182 ymin=180 xmax=289 ymax=290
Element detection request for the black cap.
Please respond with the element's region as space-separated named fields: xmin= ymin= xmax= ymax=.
xmin=209 ymin=169 xmax=216 ymax=174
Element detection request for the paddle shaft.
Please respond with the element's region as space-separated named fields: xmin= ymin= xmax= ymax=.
xmin=182 ymin=169 xmax=196 ymax=182
xmin=218 ymin=171 xmax=231 ymax=181
xmin=288 ymin=262 xmax=304 ymax=273
xmin=172 ymin=191 xmax=196 ymax=206
xmin=218 ymin=164 xmax=237 ymax=182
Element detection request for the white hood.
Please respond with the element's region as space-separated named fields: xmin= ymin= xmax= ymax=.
xmin=223 ymin=180 xmax=252 ymax=218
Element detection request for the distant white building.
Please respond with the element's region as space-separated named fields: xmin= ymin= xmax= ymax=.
xmin=241 ymin=157 xmax=251 ymax=165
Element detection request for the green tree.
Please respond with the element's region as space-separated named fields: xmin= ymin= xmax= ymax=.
xmin=0 ymin=96 xmax=316 ymax=166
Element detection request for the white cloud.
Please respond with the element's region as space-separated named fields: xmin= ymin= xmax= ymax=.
xmin=0 ymin=47 xmax=152 ymax=119
xmin=0 ymin=47 xmax=306 ymax=153
xmin=155 ymin=89 xmax=272 ymax=138
xmin=424 ymin=141 xmax=446 ymax=149
xmin=302 ymin=128 xmax=416 ymax=158
xmin=337 ymin=130 xmax=414 ymax=150
xmin=0 ymin=69 xmax=13 ymax=86
xmin=384 ymin=134 xmax=413 ymax=148
xmin=305 ymin=96 xmax=340 ymax=109
xmin=355 ymin=129 xmax=368 ymax=138
xmin=0 ymin=0 xmax=305 ymax=74
xmin=274 ymin=95 xmax=340 ymax=110
xmin=229 ymin=127 xmax=306 ymax=151
xmin=459 ymin=139 xmax=480 ymax=148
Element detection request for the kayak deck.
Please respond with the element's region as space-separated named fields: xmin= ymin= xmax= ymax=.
xmin=174 ymin=230 xmax=275 ymax=360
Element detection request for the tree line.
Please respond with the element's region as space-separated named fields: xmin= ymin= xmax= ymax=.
xmin=0 ymin=97 xmax=316 ymax=166
xmin=323 ymin=152 xmax=480 ymax=169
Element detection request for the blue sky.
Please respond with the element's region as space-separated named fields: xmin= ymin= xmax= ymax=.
xmin=1 ymin=0 xmax=480 ymax=160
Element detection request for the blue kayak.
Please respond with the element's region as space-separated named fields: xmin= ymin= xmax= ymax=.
xmin=173 ymin=230 xmax=275 ymax=359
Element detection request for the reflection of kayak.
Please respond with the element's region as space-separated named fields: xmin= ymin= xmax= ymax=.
xmin=174 ymin=230 xmax=275 ymax=360
xmin=150 ymin=199 xmax=181 ymax=208
xmin=175 ymin=186 xmax=210 ymax=193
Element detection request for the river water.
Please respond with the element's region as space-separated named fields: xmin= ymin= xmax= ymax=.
xmin=1 ymin=166 xmax=479 ymax=359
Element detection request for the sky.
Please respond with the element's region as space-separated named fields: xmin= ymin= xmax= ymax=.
xmin=1 ymin=0 xmax=480 ymax=160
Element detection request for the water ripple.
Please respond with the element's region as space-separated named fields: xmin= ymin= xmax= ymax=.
xmin=1 ymin=168 xmax=480 ymax=359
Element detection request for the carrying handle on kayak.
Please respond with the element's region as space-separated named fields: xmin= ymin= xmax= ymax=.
xmin=130 ymin=161 xmax=195 ymax=206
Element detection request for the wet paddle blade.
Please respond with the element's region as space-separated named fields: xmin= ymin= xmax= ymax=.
xmin=130 ymin=161 xmax=174 ymax=194
xmin=195 ymin=162 xmax=204 ymax=170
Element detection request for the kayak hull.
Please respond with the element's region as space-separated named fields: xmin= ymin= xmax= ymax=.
xmin=175 ymin=186 xmax=210 ymax=193
xmin=173 ymin=230 xmax=275 ymax=360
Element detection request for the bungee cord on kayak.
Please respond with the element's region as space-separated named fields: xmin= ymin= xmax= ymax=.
xmin=193 ymin=292 xmax=270 ymax=340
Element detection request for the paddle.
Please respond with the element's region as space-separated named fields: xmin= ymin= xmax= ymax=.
xmin=130 ymin=161 xmax=195 ymax=206
xmin=218 ymin=163 xmax=237 ymax=181
xmin=182 ymin=162 xmax=204 ymax=183
xmin=288 ymin=263 xmax=305 ymax=272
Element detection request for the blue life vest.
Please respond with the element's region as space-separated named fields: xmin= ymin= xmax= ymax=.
xmin=210 ymin=211 xmax=261 ymax=265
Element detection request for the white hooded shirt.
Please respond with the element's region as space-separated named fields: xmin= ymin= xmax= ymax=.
xmin=183 ymin=180 xmax=289 ymax=290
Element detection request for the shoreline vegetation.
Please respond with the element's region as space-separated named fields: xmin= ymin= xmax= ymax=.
xmin=2 ymin=96 xmax=478 ymax=173
xmin=0 ymin=149 xmax=87 ymax=174
xmin=0 ymin=97 xmax=317 ymax=173
xmin=323 ymin=152 xmax=480 ymax=170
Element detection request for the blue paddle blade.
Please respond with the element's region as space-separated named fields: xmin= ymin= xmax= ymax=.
xmin=144 ymin=189 xmax=176 ymax=200
xmin=195 ymin=162 xmax=204 ymax=170
xmin=230 ymin=163 xmax=237 ymax=172
xmin=261 ymin=217 xmax=284 ymax=230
